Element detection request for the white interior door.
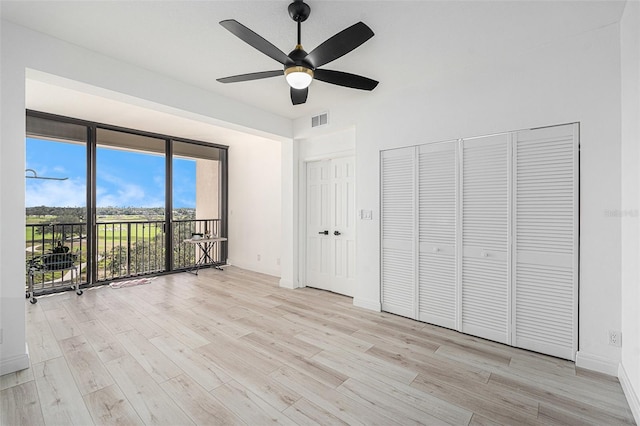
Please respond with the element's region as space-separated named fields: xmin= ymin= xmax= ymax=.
xmin=305 ymin=157 xmax=356 ymax=296
xmin=329 ymin=157 xmax=356 ymax=296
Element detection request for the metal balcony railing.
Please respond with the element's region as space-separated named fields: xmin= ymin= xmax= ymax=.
xmin=25 ymin=222 xmax=88 ymax=293
xmin=172 ymin=219 xmax=222 ymax=270
xmin=25 ymin=218 xmax=223 ymax=294
xmin=96 ymin=220 xmax=166 ymax=281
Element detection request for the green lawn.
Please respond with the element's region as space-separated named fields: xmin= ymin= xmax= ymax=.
xmin=26 ymin=221 xmax=163 ymax=248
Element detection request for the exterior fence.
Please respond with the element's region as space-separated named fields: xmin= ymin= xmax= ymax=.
xmin=25 ymin=218 xmax=222 ymax=293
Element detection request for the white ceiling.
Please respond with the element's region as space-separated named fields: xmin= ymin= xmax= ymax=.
xmin=1 ymin=0 xmax=627 ymax=125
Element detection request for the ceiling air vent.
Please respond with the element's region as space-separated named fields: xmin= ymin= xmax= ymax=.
xmin=311 ymin=112 xmax=329 ymax=128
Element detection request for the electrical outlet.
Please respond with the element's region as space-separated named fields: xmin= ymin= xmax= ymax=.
xmin=257 ymin=254 xmax=261 ymax=261
xmin=276 ymin=258 xmax=280 ymax=266
xmin=609 ymin=330 xmax=622 ymax=347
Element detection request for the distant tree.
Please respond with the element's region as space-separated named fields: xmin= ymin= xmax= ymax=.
xmin=106 ymin=246 xmax=128 ymax=277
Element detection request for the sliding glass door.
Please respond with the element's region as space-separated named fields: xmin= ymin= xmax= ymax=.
xmin=25 ymin=111 xmax=228 ymax=292
xmin=95 ymin=128 xmax=167 ymax=281
xmin=172 ymin=141 xmax=225 ymax=269
xmin=25 ymin=115 xmax=89 ymax=292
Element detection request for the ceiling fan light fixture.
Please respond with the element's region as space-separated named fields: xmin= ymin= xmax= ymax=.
xmin=285 ymin=66 xmax=314 ymax=89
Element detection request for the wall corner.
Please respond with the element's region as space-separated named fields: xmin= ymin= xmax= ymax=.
xmin=619 ymin=362 xmax=640 ymax=424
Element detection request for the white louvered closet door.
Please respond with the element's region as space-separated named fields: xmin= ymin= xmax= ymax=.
xmin=461 ymin=134 xmax=511 ymax=344
xmin=513 ymin=124 xmax=578 ymax=360
xmin=418 ymin=142 xmax=457 ymax=329
xmin=381 ymin=147 xmax=416 ymax=318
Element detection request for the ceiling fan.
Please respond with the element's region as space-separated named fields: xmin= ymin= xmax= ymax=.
xmin=217 ymin=0 xmax=379 ymax=105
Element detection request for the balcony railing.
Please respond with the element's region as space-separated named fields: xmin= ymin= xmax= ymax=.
xmin=25 ymin=222 xmax=88 ymax=293
xmin=25 ymin=219 xmax=223 ymax=293
xmin=96 ymin=220 xmax=166 ymax=280
xmin=172 ymin=219 xmax=221 ymax=270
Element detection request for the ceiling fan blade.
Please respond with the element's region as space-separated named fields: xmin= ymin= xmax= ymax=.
xmin=220 ymin=20 xmax=293 ymax=66
xmin=291 ymin=87 xmax=308 ymax=105
xmin=217 ymin=70 xmax=283 ymax=83
xmin=314 ymin=69 xmax=378 ymax=90
xmin=305 ymin=22 xmax=374 ymax=68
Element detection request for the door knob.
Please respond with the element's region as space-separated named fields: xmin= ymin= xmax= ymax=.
xmin=334 ymin=230 xmax=341 ymax=236
xmin=318 ymin=230 xmax=329 ymax=235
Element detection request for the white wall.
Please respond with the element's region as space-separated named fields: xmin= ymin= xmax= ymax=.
xmin=0 ymin=21 xmax=30 ymax=376
xmin=0 ymin=20 xmax=290 ymax=374
xmin=196 ymin=159 xmax=220 ymax=222
xmin=227 ymin=136 xmax=282 ymax=277
xmin=298 ymin=127 xmax=355 ymax=161
xmin=294 ymin=22 xmax=624 ymax=373
xmin=620 ymin=0 xmax=640 ymax=421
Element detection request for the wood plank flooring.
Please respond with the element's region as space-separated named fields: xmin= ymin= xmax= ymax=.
xmin=1 ymin=266 xmax=635 ymax=425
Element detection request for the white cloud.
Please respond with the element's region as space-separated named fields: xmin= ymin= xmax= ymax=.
xmin=96 ymin=177 xmax=164 ymax=208
xmin=26 ymin=171 xmax=166 ymax=208
xmin=26 ymin=178 xmax=86 ymax=207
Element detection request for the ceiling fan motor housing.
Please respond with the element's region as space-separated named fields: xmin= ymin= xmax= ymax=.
xmin=287 ymin=46 xmax=313 ymax=70
xmin=288 ymin=0 xmax=311 ymax=22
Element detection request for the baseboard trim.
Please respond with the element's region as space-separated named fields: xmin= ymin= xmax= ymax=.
xmin=226 ymin=260 xmax=280 ymax=278
xmin=279 ymin=279 xmax=296 ymax=289
xmin=0 ymin=352 xmax=30 ymax=376
xmin=619 ymin=362 xmax=640 ymax=424
xmin=353 ymin=297 xmax=381 ymax=312
xmin=575 ymin=351 xmax=619 ymax=376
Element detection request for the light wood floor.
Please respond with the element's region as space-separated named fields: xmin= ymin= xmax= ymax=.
xmin=1 ymin=266 xmax=635 ymax=425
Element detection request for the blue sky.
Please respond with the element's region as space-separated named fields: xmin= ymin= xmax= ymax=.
xmin=26 ymin=138 xmax=196 ymax=208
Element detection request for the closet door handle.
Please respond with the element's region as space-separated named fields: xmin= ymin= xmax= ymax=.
xmin=334 ymin=230 xmax=341 ymax=236
xmin=318 ymin=230 xmax=329 ymax=235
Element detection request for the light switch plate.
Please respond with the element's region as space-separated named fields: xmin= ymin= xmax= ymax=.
xmin=360 ymin=210 xmax=372 ymax=220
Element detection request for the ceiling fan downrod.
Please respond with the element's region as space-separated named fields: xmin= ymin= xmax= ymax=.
xmin=288 ymin=0 xmax=310 ymax=48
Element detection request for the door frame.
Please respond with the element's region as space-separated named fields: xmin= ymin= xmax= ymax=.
xmin=298 ymin=149 xmax=355 ymax=291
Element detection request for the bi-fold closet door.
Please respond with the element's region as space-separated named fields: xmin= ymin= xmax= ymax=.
xmin=461 ymin=134 xmax=511 ymax=344
xmin=380 ymin=124 xmax=578 ymax=360
xmin=380 ymin=147 xmax=416 ymax=319
xmin=512 ymin=125 xmax=579 ymax=360
xmin=417 ymin=141 xmax=458 ymax=330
